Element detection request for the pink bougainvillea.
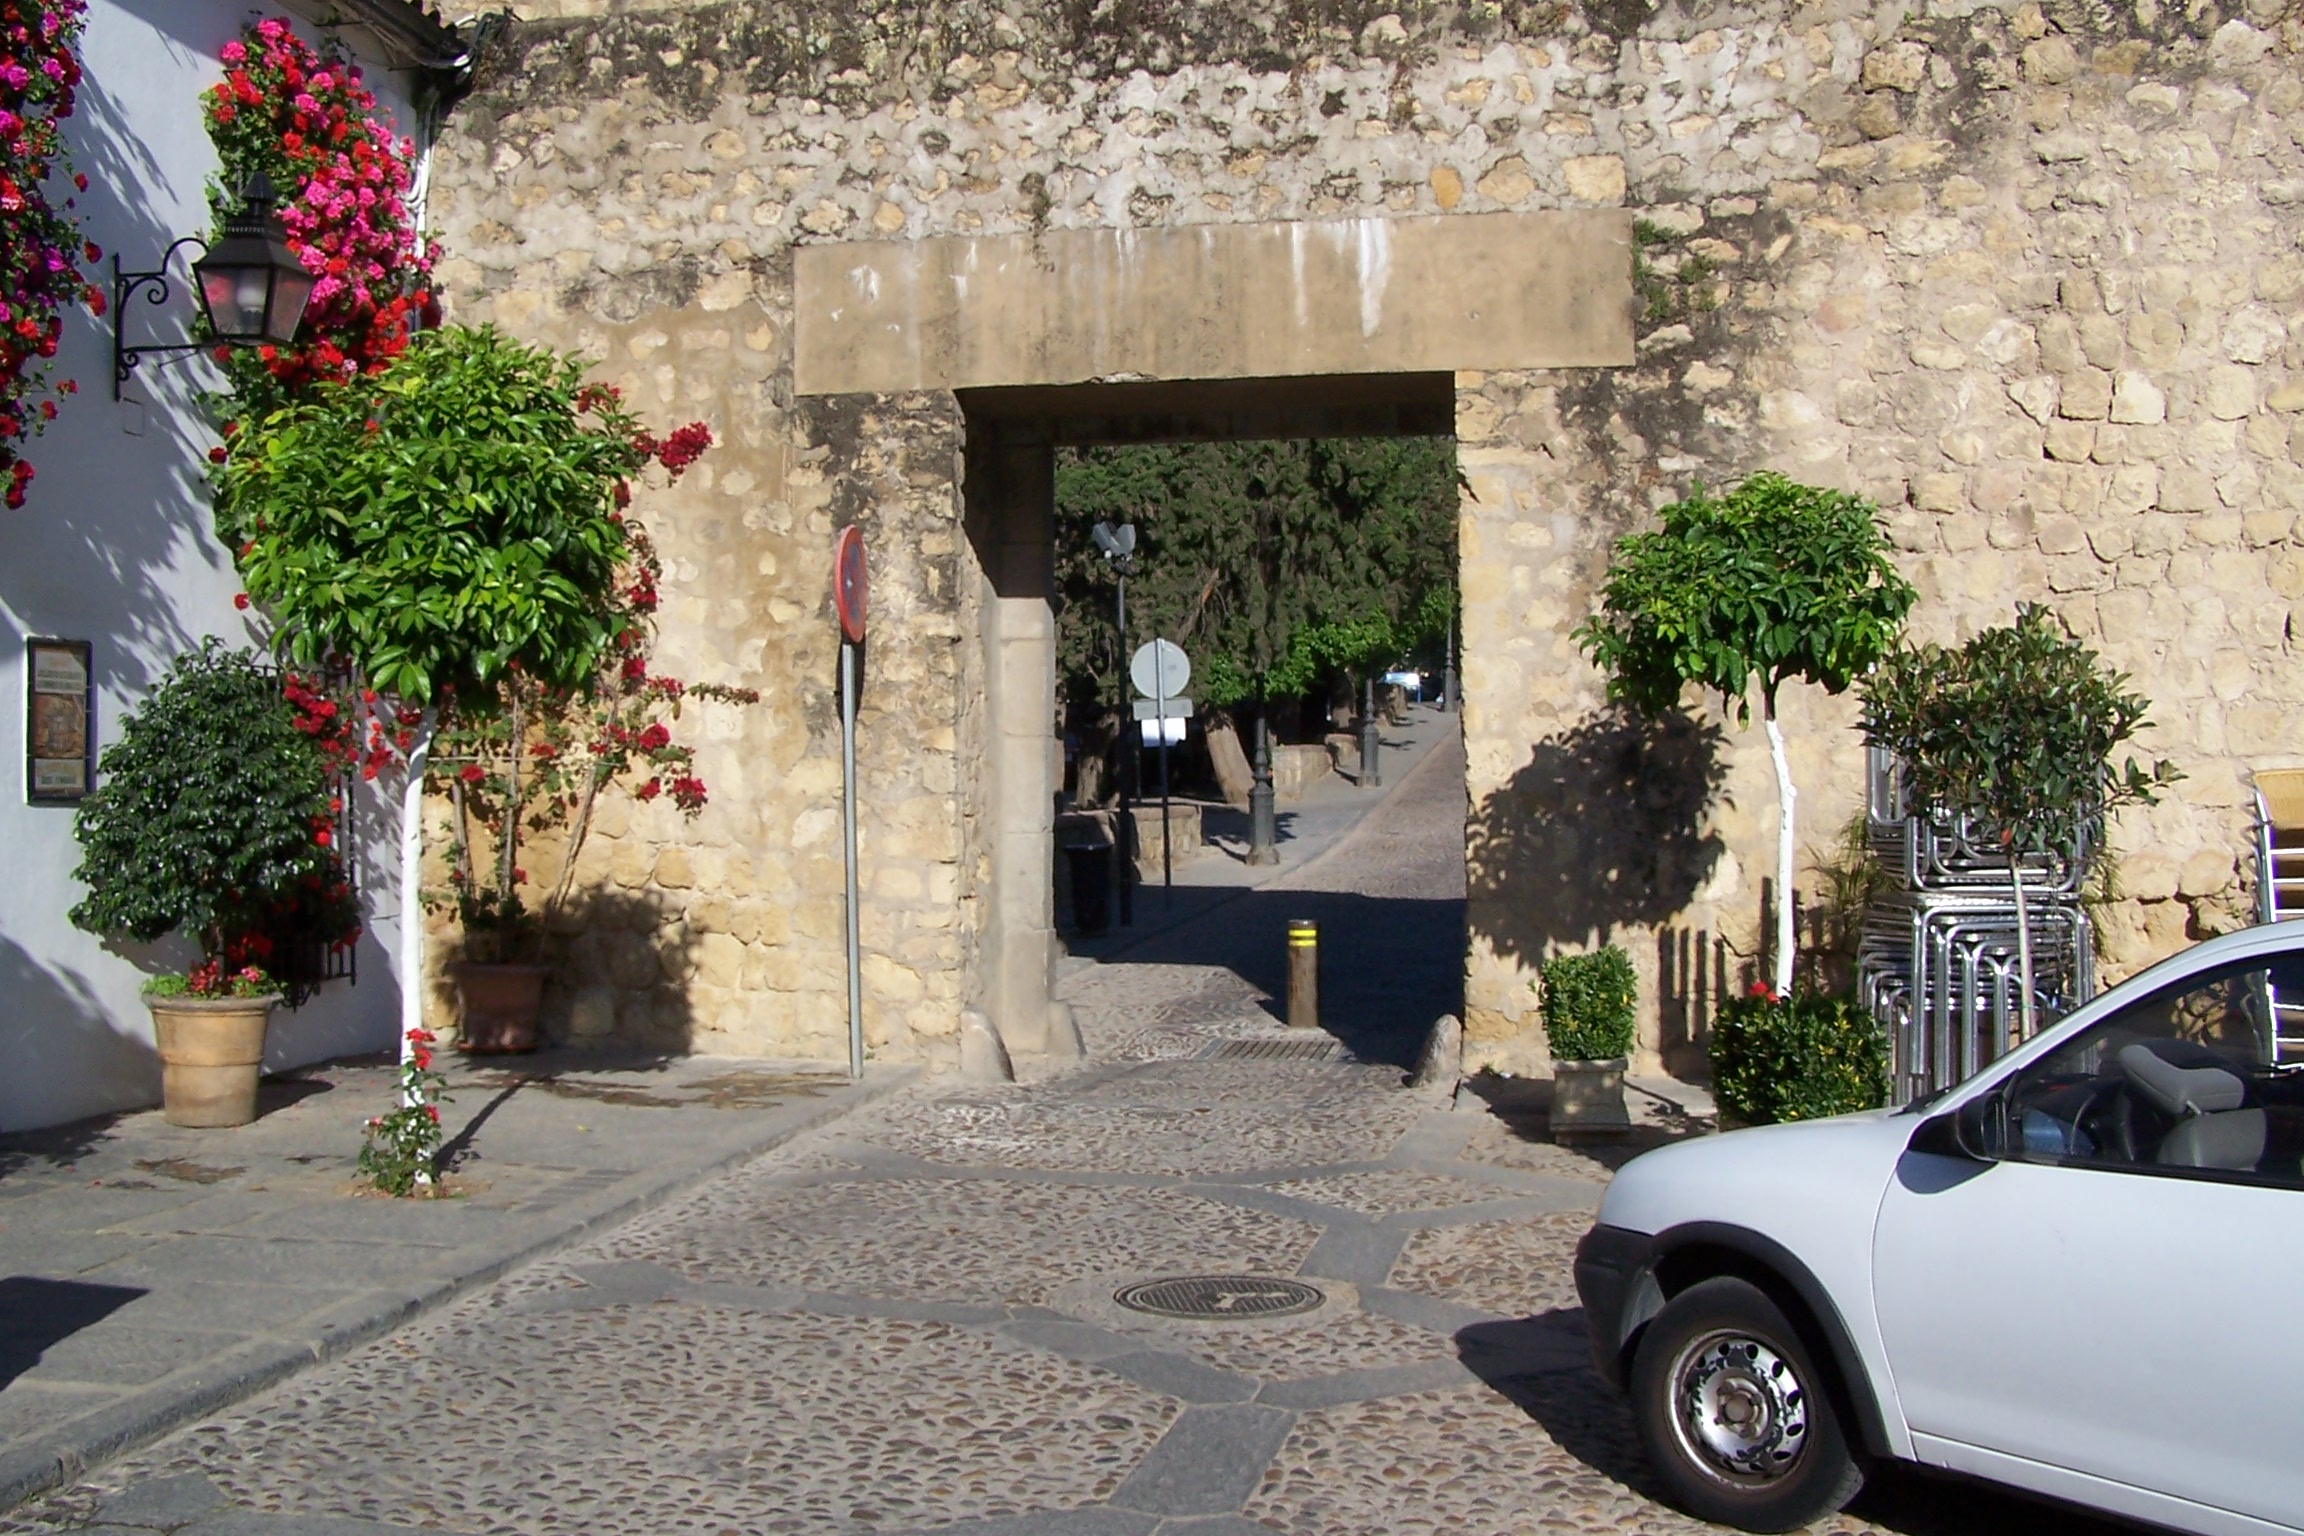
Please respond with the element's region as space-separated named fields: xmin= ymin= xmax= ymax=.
xmin=202 ymin=17 xmax=431 ymax=400
xmin=0 ymin=0 xmax=102 ymax=509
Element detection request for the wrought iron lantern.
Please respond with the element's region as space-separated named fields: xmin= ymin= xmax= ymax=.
xmin=113 ymin=173 xmax=315 ymax=398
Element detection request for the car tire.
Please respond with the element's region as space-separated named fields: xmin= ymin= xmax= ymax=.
xmin=1628 ymin=1275 xmax=1866 ymax=1533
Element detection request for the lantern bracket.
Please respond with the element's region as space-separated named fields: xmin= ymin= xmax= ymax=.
xmin=111 ymin=238 xmax=213 ymax=401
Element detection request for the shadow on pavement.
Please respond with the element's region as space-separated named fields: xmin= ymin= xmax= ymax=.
xmin=1458 ymin=1072 xmax=1711 ymax=1171
xmin=1455 ymin=1310 xmax=2160 ymax=1536
xmin=0 ymin=1115 xmax=120 ymax=1185
xmin=1084 ymin=888 xmax=1464 ymax=1068
xmin=0 ymin=1277 xmax=148 ymax=1389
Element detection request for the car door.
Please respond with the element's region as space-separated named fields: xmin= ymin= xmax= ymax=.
xmin=1870 ymin=953 xmax=2304 ymax=1529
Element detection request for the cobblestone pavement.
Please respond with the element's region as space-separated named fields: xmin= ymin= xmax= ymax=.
xmin=0 ymin=726 xmax=2135 ymax=1536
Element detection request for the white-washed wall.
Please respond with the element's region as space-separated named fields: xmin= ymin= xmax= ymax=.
xmin=0 ymin=0 xmax=429 ymax=1132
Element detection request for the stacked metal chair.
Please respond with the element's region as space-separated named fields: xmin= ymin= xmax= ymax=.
xmin=1856 ymin=746 xmax=2097 ymax=1105
xmin=2251 ymin=769 xmax=2304 ymax=1063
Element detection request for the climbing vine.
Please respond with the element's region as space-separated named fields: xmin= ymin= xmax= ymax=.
xmin=0 ymin=0 xmax=102 ymax=508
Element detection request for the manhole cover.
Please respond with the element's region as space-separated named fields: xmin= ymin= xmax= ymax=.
xmin=1198 ymin=1037 xmax=1343 ymax=1063
xmin=1114 ymin=1274 xmax=1326 ymax=1320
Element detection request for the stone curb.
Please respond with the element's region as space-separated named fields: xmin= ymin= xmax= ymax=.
xmin=0 ymin=1065 xmax=916 ymax=1514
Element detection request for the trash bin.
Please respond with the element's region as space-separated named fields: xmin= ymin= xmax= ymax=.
xmin=1066 ymin=843 xmax=1112 ymax=935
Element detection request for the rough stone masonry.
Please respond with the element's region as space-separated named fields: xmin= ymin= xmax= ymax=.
xmin=425 ymin=0 xmax=2304 ymax=1077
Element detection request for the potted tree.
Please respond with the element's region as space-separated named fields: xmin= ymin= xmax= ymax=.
xmin=210 ymin=324 xmax=729 ymax=1063
xmin=69 ymin=642 xmax=356 ymax=1126
xmin=1538 ymin=945 xmax=1637 ymax=1141
xmin=1861 ymin=605 xmax=2178 ymax=1035
xmin=1575 ymin=474 xmax=1915 ymax=995
xmin=428 ymin=563 xmax=753 ymax=1053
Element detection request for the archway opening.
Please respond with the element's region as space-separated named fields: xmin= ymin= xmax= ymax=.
xmin=959 ymin=373 xmax=1466 ymax=1068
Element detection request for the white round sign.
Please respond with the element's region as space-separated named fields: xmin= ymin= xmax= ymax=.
xmin=1130 ymin=639 xmax=1191 ymax=700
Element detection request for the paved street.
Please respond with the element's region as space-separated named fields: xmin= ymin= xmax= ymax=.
xmin=0 ymin=721 xmax=2133 ymax=1536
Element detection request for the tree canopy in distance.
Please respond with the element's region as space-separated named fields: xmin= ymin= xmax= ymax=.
xmin=1054 ymin=437 xmax=1459 ymax=726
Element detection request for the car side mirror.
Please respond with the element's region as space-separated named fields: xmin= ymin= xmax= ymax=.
xmin=1909 ymin=1092 xmax=2003 ymax=1162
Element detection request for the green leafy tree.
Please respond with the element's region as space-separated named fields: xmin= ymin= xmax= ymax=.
xmin=211 ymin=325 xmax=656 ymax=702
xmin=69 ymin=641 xmax=343 ymax=974
xmin=1861 ymin=604 xmax=2178 ymax=1032
xmin=1575 ymin=474 xmax=1916 ymax=994
xmin=210 ymin=323 xmax=710 ymax=1096
xmin=1054 ymin=437 xmax=1457 ymax=754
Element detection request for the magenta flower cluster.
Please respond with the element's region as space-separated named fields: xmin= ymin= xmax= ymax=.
xmin=203 ymin=18 xmax=431 ymax=395
xmin=0 ymin=0 xmax=101 ymax=509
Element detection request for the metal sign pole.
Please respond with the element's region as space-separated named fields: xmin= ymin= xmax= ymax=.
xmin=831 ymin=523 xmax=870 ymax=1083
xmin=1155 ymin=645 xmax=1173 ymax=903
xmin=841 ymin=638 xmax=863 ymax=1080
xmin=1115 ymin=573 xmax=1134 ymax=926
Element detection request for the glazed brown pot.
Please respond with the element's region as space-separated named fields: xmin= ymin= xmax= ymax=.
xmin=148 ymin=995 xmax=277 ymax=1128
xmin=451 ymin=962 xmax=548 ymax=1053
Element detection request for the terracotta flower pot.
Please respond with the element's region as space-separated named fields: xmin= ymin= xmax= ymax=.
xmin=147 ymin=995 xmax=277 ymax=1128
xmin=1550 ymin=1056 xmax=1631 ymax=1143
xmin=451 ymin=962 xmax=549 ymax=1054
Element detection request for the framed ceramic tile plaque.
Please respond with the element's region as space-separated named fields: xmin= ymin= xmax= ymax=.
xmin=26 ymin=639 xmax=93 ymax=803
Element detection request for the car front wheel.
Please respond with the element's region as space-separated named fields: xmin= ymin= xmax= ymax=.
xmin=1629 ymin=1275 xmax=1866 ymax=1532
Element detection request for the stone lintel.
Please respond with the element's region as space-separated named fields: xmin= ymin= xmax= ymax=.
xmin=795 ymin=211 xmax=1635 ymax=396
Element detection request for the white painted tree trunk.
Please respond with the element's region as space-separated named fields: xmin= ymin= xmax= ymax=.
xmin=1763 ymin=699 xmax=1797 ymax=997
xmin=2010 ymin=850 xmax=2037 ymax=1045
xmin=397 ymin=711 xmax=436 ymax=1108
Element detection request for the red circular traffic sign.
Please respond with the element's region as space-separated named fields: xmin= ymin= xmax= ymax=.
xmin=833 ymin=525 xmax=868 ymax=643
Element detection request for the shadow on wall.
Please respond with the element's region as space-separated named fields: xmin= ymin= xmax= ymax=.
xmin=17 ymin=62 xmax=230 ymax=698
xmin=1466 ymin=706 xmax=1733 ymax=1069
xmin=530 ymin=887 xmax=704 ymax=1054
xmin=0 ymin=936 xmax=159 ymax=1136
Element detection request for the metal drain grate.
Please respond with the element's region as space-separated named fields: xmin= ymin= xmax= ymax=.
xmin=1115 ymin=1274 xmax=1326 ymax=1320
xmin=1198 ymin=1036 xmax=1343 ymax=1063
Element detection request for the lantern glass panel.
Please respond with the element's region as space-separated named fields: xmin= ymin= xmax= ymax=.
xmin=266 ymin=268 xmax=315 ymax=344
xmin=197 ymin=262 xmax=268 ymax=342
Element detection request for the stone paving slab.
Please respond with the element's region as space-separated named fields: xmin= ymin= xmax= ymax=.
xmin=0 ymin=1051 xmax=909 ymax=1513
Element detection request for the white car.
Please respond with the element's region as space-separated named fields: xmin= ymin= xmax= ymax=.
xmin=1576 ymin=921 xmax=2304 ymax=1535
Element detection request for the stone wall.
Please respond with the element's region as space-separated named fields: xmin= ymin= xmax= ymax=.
xmin=428 ymin=0 xmax=2304 ymax=1073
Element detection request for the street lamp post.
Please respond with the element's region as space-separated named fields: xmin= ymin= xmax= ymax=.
xmin=1442 ymin=621 xmax=1457 ymax=714
xmin=1248 ymin=707 xmax=1279 ymax=865
xmin=1358 ymin=673 xmax=1381 ymax=789
xmin=1092 ymin=521 xmax=1138 ymax=926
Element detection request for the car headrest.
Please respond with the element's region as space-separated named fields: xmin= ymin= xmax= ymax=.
xmin=2119 ymin=1040 xmax=2247 ymax=1118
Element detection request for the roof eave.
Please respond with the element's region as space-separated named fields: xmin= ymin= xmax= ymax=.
xmin=277 ymin=0 xmax=469 ymax=80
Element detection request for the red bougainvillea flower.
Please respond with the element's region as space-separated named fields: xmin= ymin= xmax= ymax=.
xmin=0 ymin=0 xmax=103 ymax=506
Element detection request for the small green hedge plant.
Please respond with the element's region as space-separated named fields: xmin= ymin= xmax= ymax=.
xmin=1539 ymin=946 xmax=1637 ymax=1063
xmin=1709 ymin=987 xmax=1888 ymax=1125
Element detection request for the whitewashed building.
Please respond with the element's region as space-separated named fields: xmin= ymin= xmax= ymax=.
xmin=0 ymin=0 xmax=465 ymax=1131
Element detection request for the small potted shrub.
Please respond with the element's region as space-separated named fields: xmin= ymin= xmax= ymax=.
xmin=69 ymin=642 xmax=353 ymax=1126
xmin=1709 ymin=984 xmax=1889 ymax=1127
xmin=1538 ymin=945 xmax=1637 ymax=1140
